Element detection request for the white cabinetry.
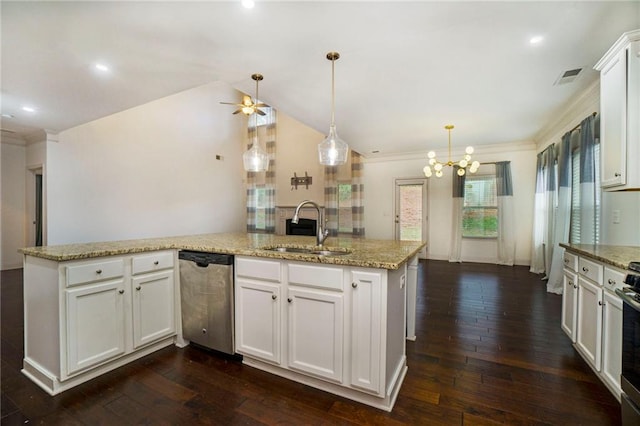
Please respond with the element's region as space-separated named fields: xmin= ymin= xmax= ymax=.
xmin=561 ymin=252 xmax=578 ymax=342
xmin=561 ymin=248 xmax=624 ymax=401
xmin=22 ymin=250 xmax=179 ymax=395
xmin=234 ymin=255 xmax=408 ymax=411
xmin=595 ymin=30 xmax=640 ymax=190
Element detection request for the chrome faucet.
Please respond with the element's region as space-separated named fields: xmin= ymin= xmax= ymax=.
xmin=292 ymin=200 xmax=329 ymax=246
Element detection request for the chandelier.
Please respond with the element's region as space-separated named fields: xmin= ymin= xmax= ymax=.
xmin=318 ymin=52 xmax=349 ymax=166
xmin=423 ymin=125 xmax=479 ymax=178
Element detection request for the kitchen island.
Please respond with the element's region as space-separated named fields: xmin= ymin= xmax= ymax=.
xmin=20 ymin=233 xmax=425 ymax=411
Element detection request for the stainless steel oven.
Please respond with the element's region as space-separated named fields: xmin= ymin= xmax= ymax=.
xmin=615 ymin=263 xmax=640 ymax=425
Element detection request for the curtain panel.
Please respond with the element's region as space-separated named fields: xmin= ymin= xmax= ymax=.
xmin=495 ymin=161 xmax=515 ymax=266
xmin=578 ymin=114 xmax=599 ymax=245
xmin=324 ymin=165 xmax=339 ymax=237
xmin=449 ymin=166 xmax=465 ymax=263
xmin=351 ymin=151 xmax=365 ymax=237
xmin=545 ymin=132 xmax=572 ymax=293
xmin=264 ymin=109 xmax=277 ymax=233
xmin=529 ymin=144 xmax=556 ymax=276
xmin=245 ymin=123 xmax=258 ymax=233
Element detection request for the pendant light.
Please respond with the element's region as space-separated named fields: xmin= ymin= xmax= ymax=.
xmin=423 ymin=125 xmax=480 ymax=178
xmin=242 ymin=74 xmax=269 ymax=172
xmin=318 ymin=52 xmax=349 ymax=166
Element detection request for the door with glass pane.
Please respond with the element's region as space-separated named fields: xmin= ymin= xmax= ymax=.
xmin=394 ymin=179 xmax=427 ymax=258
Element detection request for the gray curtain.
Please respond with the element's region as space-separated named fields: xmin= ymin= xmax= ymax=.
xmin=324 ymin=166 xmax=338 ymax=237
xmin=350 ymin=151 xmax=365 ymax=237
xmin=578 ymin=114 xmax=600 ymax=244
xmin=546 ymin=132 xmax=572 ymax=292
xmin=264 ymin=109 xmax=277 ymax=233
xmin=495 ymin=161 xmax=515 ymax=265
xmin=449 ymin=166 xmax=465 ymax=262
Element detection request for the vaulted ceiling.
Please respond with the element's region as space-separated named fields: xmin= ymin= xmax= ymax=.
xmin=2 ymin=1 xmax=639 ymax=156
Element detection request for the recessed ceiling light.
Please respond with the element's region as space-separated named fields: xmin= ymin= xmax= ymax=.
xmin=530 ymin=35 xmax=544 ymax=45
xmin=241 ymin=0 xmax=255 ymax=9
xmin=94 ymin=63 xmax=110 ymax=72
xmin=22 ymin=106 xmax=36 ymax=113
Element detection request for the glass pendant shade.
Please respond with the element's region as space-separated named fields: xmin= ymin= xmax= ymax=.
xmin=243 ymin=142 xmax=268 ymax=172
xmin=318 ymin=124 xmax=349 ymax=166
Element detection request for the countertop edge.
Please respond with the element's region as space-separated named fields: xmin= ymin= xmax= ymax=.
xmin=560 ymin=243 xmax=639 ymax=270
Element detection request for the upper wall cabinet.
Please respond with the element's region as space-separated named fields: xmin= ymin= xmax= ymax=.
xmin=595 ymin=30 xmax=640 ymax=190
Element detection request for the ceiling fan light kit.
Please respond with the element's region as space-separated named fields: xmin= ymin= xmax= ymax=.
xmin=318 ymin=51 xmax=349 ymax=166
xmin=423 ymin=125 xmax=479 ymax=178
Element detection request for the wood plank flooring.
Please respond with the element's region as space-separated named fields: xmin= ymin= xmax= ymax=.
xmin=1 ymin=261 xmax=620 ymax=425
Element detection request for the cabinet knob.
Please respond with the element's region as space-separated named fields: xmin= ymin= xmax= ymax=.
xmin=568 ymin=281 xmax=573 ymax=286
xmin=154 ymin=261 xmax=159 ymax=265
xmin=202 ymin=328 xmax=207 ymax=334
xmin=352 ymin=282 xmax=358 ymax=288
xmin=288 ymin=298 xmax=293 ymax=303
xmin=271 ymin=294 xmax=277 ymax=300
xmin=574 ymin=284 xmax=577 ymax=289
xmin=599 ymin=301 xmax=603 ymax=306
xmin=615 ymin=172 xmax=621 ymax=177
xmin=564 ymin=259 xmax=569 ymax=264
xmin=96 ymin=269 xmax=103 ymax=274
xmin=582 ymin=267 xmax=589 ymax=273
xmin=608 ymin=279 xmax=615 ymax=285
xmin=118 ymin=289 xmax=124 ymax=294
xmin=136 ymin=286 xmax=141 ymax=291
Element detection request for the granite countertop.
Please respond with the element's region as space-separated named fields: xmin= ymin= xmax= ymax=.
xmin=560 ymin=243 xmax=640 ymax=270
xmin=19 ymin=233 xmax=426 ymax=270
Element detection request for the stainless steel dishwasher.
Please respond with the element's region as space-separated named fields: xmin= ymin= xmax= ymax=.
xmin=179 ymin=250 xmax=235 ymax=355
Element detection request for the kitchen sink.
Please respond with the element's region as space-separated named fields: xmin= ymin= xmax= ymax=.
xmin=262 ymin=246 xmax=352 ymax=256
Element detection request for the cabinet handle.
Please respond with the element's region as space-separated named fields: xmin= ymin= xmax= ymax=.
xmin=352 ymin=282 xmax=358 ymax=288
xmin=136 ymin=286 xmax=141 ymax=291
xmin=599 ymin=301 xmax=603 ymax=306
xmin=118 ymin=289 xmax=124 ymax=294
xmin=271 ymin=294 xmax=277 ymax=300
xmin=154 ymin=261 xmax=159 ymax=265
xmin=96 ymin=269 xmax=103 ymax=274
xmin=582 ymin=267 xmax=589 ymax=273
xmin=288 ymin=298 xmax=293 ymax=303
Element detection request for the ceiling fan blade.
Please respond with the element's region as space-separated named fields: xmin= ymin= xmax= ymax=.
xmin=232 ymin=109 xmax=242 ymax=115
xmin=220 ymin=101 xmax=242 ymax=106
xmin=254 ymin=103 xmax=267 ymax=108
xmin=255 ymin=109 xmax=266 ymax=116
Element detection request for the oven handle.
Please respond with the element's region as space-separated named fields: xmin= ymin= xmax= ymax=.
xmin=616 ymin=288 xmax=640 ymax=312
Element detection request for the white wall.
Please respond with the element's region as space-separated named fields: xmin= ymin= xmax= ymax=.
xmin=47 ymin=81 xmax=246 ymax=245
xmin=1 ymin=141 xmax=26 ymax=269
xmin=364 ymin=142 xmax=536 ymax=265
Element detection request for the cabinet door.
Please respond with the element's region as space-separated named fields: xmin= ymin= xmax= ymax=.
xmin=576 ymin=277 xmax=603 ymax=371
xmin=287 ymin=287 xmax=343 ymax=383
xmin=65 ymin=279 xmax=126 ymax=376
xmin=131 ymin=270 xmax=176 ymax=349
xmin=561 ymin=270 xmax=578 ymax=343
xmin=600 ymin=47 xmax=627 ymax=187
xmin=350 ymin=270 xmax=383 ymax=394
xmin=601 ymin=290 xmax=623 ymax=398
xmin=235 ymin=280 xmax=281 ymax=364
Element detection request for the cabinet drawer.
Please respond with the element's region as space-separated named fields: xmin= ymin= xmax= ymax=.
xmin=288 ymin=263 xmax=343 ymax=291
xmin=579 ymin=257 xmax=603 ymax=285
xmin=236 ymin=257 xmax=281 ymax=282
xmin=132 ymin=250 xmax=174 ymax=275
xmin=604 ymin=266 xmax=626 ymax=292
xmin=563 ymin=251 xmax=578 ymax=272
xmin=66 ymin=259 xmax=125 ymax=287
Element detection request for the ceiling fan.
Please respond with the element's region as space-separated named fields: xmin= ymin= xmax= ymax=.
xmin=220 ymin=73 xmax=267 ymax=116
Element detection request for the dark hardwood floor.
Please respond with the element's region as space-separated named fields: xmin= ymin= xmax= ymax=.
xmin=1 ymin=261 xmax=620 ymax=425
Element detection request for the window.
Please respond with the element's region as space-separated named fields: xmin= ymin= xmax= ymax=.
xmin=338 ymin=182 xmax=353 ymax=234
xmin=463 ymin=175 xmax=498 ymax=238
xmin=569 ymin=143 xmax=601 ymax=244
xmin=255 ymin=186 xmax=267 ymax=231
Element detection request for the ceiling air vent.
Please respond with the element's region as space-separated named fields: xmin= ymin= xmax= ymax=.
xmin=554 ymin=67 xmax=583 ymax=85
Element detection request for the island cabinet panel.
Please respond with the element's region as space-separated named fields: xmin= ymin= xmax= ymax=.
xmin=22 ymin=251 xmax=179 ymax=395
xmin=234 ymin=255 xmax=408 ymax=411
xmin=287 ymin=287 xmax=343 ymax=382
xmin=350 ymin=270 xmax=383 ymax=394
xmin=65 ymin=279 xmax=127 ymax=376
xmin=235 ymin=280 xmax=281 ymax=364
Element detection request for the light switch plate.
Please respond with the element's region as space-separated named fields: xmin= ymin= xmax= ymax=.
xmin=612 ymin=209 xmax=621 ymax=224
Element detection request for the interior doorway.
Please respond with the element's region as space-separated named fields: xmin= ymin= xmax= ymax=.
xmin=394 ymin=178 xmax=427 ymax=258
xmin=26 ymin=166 xmax=44 ymax=247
